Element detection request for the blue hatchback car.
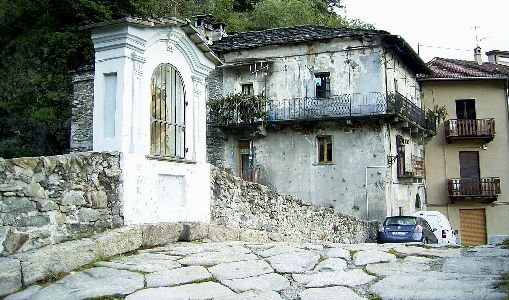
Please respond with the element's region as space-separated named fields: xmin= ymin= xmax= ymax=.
xmin=377 ymin=216 xmax=438 ymax=244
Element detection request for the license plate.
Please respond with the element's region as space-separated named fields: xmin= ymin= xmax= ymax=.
xmin=391 ymin=231 xmax=406 ymax=235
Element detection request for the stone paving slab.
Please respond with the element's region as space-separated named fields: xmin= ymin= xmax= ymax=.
xmin=293 ymin=269 xmax=375 ymax=287
xmin=392 ymin=244 xmax=462 ymax=258
xmin=209 ymin=259 xmax=273 ymax=280
xmin=25 ymin=267 xmax=144 ymax=300
xmin=466 ymin=245 xmax=509 ymax=257
xmin=125 ymin=282 xmax=235 ymax=300
xmin=216 ymin=290 xmax=284 ymax=300
xmin=366 ymin=256 xmax=432 ymax=276
xmin=370 ymin=271 xmax=506 ymax=300
xmin=266 ymin=250 xmax=320 ymax=273
xmin=178 ymin=250 xmax=258 ymax=266
xmin=94 ymin=253 xmax=181 ymax=272
xmin=313 ymin=257 xmax=347 ymax=272
xmin=353 ymin=249 xmax=397 ymax=266
xmin=145 ymin=266 xmax=212 ymax=288
xmin=324 ymin=246 xmax=350 ymax=260
xmin=442 ymin=256 xmax=509 ymax=275
xmin=256 ymin=245 xmax=307 ymax=258
xmin=299 ymin=286 xmax=366 ymax=300
xmin=222 ymin=272 xmax=290 ymax=292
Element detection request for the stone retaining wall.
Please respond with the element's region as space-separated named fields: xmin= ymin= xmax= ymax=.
xmin=210 ymin=167 xmax=378 ymax=243
xmin=0 ymin=152 xmax=123 ymax=256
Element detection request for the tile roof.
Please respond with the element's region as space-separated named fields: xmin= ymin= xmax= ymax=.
xmin=423 ymin=57 xmax=509 ymax=79
xmin=210 ymin=25 xmax=429 ymax=74
xmin=210 ymin=25 xmax=387 ymax=52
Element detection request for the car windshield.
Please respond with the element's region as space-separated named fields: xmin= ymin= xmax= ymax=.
xmin=385 ymin=217 xmax=417 ymax=226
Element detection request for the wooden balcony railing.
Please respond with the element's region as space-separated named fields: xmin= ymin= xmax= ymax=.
xmin=448 ymin=177 xmax=500 ymax=200
xmin=444 ymin=119 xmax=495 ymax=143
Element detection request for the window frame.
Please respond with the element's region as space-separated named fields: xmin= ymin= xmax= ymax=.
xmin=150 ymin=63 xmax=187 ymax=158
xmin=317 ymin=135 xmax=333 ymax=164
xmin=314 ymin=72 xmax=331 ymax=99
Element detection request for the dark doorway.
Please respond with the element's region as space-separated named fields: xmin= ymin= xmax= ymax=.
xmin=459 ymin=151 xmax=480 ymax=195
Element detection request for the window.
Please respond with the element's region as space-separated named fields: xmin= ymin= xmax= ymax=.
xmin=238 ymin=140 xmax=253 ymax=181
xmin=317 ymin=136 xmax=332 ymax=163
xmin=314 ymin=73 xmax=330 ymax=98
xmin=456 ymin=99 xmax=476 ymax=119
xmin=415 ymin=194 xmax=421 ymax=209
xmin=242 ymin=83 xmax=254 ymax=95
xmin=150 ymin=63 xmax=186 ymax=158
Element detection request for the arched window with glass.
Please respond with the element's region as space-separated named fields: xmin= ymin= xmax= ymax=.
xmin=150 ymin=64 xmax=186 ymax=158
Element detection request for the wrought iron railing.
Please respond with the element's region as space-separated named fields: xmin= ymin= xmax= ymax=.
xmin=448 ymin=177 xmax=501 ymax=198
xmin=209 ymin=92 xmax=432 ymax=131
xmin=444 ymin=119 xmax=495 ymax=141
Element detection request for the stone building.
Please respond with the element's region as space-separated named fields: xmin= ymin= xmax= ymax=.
xmin=206 ymin=24 xmax=435 ymax=221
xmin=75 ymin=17 xmax=220 ymax=224
xmin=420 ymin=49 xmax=509 ymax=245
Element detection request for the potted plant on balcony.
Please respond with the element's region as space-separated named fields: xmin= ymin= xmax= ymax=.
xmin=208 ymin=93 xmax=268 ymax=125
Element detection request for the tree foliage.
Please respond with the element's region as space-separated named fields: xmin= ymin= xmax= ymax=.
xmin=0 ymin=0 xmax=372 ymax=158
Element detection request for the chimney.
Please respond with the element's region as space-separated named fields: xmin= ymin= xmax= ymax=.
xmin=486 ymin=50 xmax=509 ymax=65
xmin=211 ymin=22 xmax=227 ymax=42
xmin=193 ymin=15 xmax=226 ymax=44
xmin=474 ymin=46 xmax=483 ymax=65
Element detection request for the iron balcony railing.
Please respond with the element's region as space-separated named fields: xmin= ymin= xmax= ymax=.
xmin=444 ymin=119 xmax=495 ymax=142
xmin=210 ymin=92 xmax=434 ymax=132
xmin=447 ymin=177 xmax=501 ymax=198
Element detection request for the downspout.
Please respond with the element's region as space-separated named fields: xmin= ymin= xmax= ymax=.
xmin=365 ymin=165 xmax=389 ymax=220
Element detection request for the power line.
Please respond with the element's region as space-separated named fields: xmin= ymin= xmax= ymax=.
xmin=418 ymin=44 xmax=471 ymax=53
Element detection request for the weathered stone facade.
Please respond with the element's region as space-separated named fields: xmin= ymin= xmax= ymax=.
xmin=71 ymin=67 xmax=94 ymax=152
xmin=210 ymin=166 xmax=378 ymax=243
xmin=0 ymin=152 xmax=123 ymax=256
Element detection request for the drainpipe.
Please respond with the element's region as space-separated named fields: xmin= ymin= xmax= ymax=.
xmin=365 ymin=165 xmax=389 ymax=220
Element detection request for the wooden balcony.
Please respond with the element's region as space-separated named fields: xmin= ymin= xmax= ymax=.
xmin=448 ymin=177 xmax=500 ymax=202
xmin=444 ymin=119 xmax=495 ymax=143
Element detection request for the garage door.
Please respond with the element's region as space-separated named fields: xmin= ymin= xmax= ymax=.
xmin=459 ymin=209 xmax=486 ymax=246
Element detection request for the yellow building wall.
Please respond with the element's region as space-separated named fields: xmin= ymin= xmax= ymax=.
xmin=422 ymin=79 xmax=509 ymax=244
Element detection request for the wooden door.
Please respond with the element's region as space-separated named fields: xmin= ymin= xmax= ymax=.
xmin=459 ymin=209 xmax=487 ymax=245
xmin=459 ymin=151 xmax=480 ymax=195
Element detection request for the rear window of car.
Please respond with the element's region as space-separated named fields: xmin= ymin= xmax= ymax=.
xmin=384 ymin=216 xmax=417 ymax=226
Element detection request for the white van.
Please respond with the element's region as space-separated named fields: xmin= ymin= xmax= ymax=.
xmin=411 ymin=211 xmax=457 ymax=245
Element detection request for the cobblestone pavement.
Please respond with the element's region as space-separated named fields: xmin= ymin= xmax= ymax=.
xmin=5 ymin=242 xmax=509 ymax=300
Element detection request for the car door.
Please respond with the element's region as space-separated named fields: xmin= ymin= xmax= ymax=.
xmin=422 ymin=219 xmax=438 ymax=243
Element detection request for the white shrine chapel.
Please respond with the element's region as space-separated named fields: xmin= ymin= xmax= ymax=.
xmin=83 ymin=17 xmax=221 ymax=224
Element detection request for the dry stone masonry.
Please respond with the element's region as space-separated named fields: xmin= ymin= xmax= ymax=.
xmin=210 ymin=167 xmax=378 ymax=243
xmin=0 ymin=152 xmax=123 ymax=256
xmin=71 ymin=67 xmax=94 ymax=152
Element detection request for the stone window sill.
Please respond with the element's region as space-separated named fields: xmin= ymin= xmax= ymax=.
xmin=313 ymin=162 xmax=335 ymax=166
xmin=145 ymin=155 xmax=196 ymax=164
